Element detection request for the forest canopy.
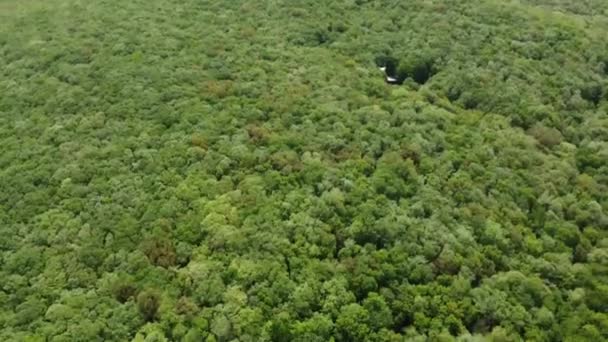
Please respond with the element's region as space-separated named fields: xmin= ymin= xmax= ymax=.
xmin=0 ymin=0 xmax=607 ymax=341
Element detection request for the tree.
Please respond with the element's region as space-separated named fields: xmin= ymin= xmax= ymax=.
xmin=137 ymin=290 xmax=161 ymax=322
xmin=335 ymin=303 xmax=371 ymax=341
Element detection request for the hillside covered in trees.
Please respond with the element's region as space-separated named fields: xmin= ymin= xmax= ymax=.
xmin=1 ymin=0 xmax=607 ymax=341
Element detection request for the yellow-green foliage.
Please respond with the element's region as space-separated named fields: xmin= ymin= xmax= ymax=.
xmin=0 ymin=0 xmax=607 ymax=341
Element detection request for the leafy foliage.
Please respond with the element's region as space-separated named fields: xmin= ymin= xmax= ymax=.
xmin=0 ymin=0 xmax=607 ymax=340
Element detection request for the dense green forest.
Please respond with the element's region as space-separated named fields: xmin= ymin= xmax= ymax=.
xmin=1 ymin=0 xmax=607 ymax=340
